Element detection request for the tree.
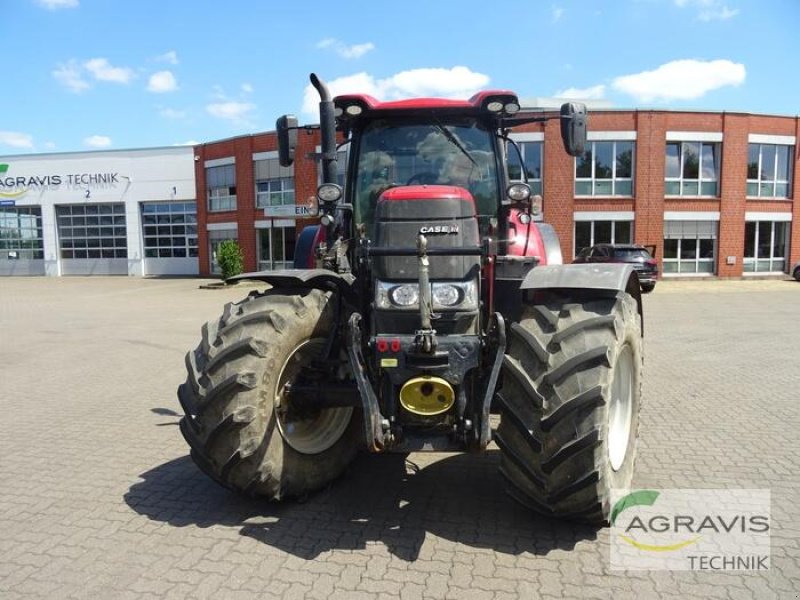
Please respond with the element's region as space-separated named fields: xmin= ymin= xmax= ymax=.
xmin=216 ymin=239 xmax=243 ymax=281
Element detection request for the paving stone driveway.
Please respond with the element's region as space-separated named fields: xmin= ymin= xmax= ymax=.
xmin=0 ymin=277 xmax=798 ymax=599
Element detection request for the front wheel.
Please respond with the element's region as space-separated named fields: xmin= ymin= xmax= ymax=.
xmin=178 ymin=288 xmax=360 ymax=500
xmin=495 ymin=291 xmax=643 ymax=524
xmin=793 ymin=266 xmax=800 ymax=282
xmin=641 ymin=282 xmax=656 ymax=294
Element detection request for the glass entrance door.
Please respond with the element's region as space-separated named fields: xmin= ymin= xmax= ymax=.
xmin=258 ymin=226 xmax=296 ymax=270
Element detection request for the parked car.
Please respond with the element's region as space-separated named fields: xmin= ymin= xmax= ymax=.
xmin=574 ymin=243 xmax=659 ymax=293
xmin=792 ymin=261 xmax=800 ymax=282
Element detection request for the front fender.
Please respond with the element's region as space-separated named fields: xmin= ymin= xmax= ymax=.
xmin=520 ymin=263 xmax=643 ymax=335
xmin=226 ymin=268 xmax=357 ymax=303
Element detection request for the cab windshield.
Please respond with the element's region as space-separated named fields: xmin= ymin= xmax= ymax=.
xmin=353 ymin=118 xmax=499 ymax=229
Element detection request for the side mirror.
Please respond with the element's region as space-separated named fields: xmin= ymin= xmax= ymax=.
xmin=276 ymin=114 xmax=298 ymax=167
xmin=560 ymin=102 xmax=587 ymax=157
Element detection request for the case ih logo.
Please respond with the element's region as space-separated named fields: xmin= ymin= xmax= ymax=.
xmin=419 ymin=225 xmax=459 ymax=235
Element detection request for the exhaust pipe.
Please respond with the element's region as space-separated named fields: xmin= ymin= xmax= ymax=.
xmin=310 ymin=73 xmax=338 ymax=185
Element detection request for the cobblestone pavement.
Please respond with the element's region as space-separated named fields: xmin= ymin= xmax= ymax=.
xmin=0 ymin=277 xmax=798 ymax=599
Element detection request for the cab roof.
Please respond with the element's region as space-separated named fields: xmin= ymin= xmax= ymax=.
xmin=334 ymin=90 xmax=519 ymax=114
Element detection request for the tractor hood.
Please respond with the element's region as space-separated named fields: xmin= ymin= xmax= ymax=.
xmin=372 ymin=185 xmax=480 ymax=281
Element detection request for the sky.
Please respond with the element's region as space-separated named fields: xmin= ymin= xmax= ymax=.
xmin=1 ymin=0 xmax=798 ymax=155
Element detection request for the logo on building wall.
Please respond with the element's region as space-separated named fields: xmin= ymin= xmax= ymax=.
xmin=0 ymin=163 xmax=123 ymax=199
xmin=0 ymin=164 xmax=29 ymax=199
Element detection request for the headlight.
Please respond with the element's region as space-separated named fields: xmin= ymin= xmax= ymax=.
xmin=432 ymin=284 xmax=460 ymax=307
xmin=506 ymin=183 xmax=531 ymax=203
xmin=317 ymin=183 xmax=343 ymax=203
xmin=390 ymin=284 xmax=419 ymax=307
xmin=436 ymin=280 xmax=478 ymax=311
xmin=375 ymin=280 xmax=478 ymax=311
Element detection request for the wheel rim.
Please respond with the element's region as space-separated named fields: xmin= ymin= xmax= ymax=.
xmin=275 ymin=338 xmax=353 ymax=455
xmin=608 ymin=343 xmax=634 ymax=472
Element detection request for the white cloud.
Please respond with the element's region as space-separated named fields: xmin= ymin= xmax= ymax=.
xmin=147 ymin=70 xmax=178 ymax=93
xmin=44 ymin=141 xmax=57 ymax=150
xmin=173 ymin=140 xmax=199 ymax=146
xmin=53 ymin=60 xmax=90 ymax=93
xmin=316 ymin=38 xmax=375 ymax=59
xmin=155 ymin=50 xmax=179 ymax=65
xmin=556 ymin=84 xmax=606 ymax=99
xmin=552 ymin=5 xmax=564 ymax=22
xmin=84 ymin=135 xmax=112 ymax=148
xmin=206 ymin=101 xmax=256 ymax=125
xmin=241 ymin=83 xmax=254 ymax=94
xmin=158 ymin=107 xmax=187 ymax=120
xmin=673 ymin=0 xmax=739 ymax=21
xmin=84 ymin=58 xmax=134 ymax=84
xmin=0 ymin=131 xmax=34 ymax=149
xmin=340 ymin=43 xmax=375 ymax=59
xmin=54 ymin=57 xmax=136 ymax=92
xmin=35 ymin=0 xmax=78 ymax=9
xmin=612 ymin=59 xmax=745 ymax=103
xmin=302 ymin=67 xmax=490 ymax=116
xmin=699 ymin=4 xmax=738 ymax=20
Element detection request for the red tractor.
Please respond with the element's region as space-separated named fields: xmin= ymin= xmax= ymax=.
xmin=179 ymin=74 xmax=643 ymax=524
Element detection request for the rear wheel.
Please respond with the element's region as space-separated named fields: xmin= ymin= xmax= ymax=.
xmin=641 ymin=282 xmax=656 ymax=294
xmin=793 ymin=266 xmax=800 ymax=282
xmin=178 ymin=288 xmax=360 ymax=499
xmin=495 ymin=291 xmax=642 ymax=524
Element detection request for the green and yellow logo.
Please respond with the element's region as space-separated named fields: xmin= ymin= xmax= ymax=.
xmin=0 ymin=164 xmax=29 ymax=199
xmin=612 ymin=490 xmax=700 ymax=552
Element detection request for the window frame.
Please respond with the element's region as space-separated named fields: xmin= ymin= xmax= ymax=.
xmin=507 ymin=139 xmax=543 ymax=196
xmin=206 ymin=163 xmax=237 ymax=212
xmin=257 ymin=226 xmax=297 ymax=271
xmin=0 ymin=206 xmax=44 ymax=260
xmin=574 ymin=140 xmax=634 ymax=197
xmin=662 ymin=220 xmax=717 ymax=275
xmin=573 ymin=219 xmax=634 ymax=257
xmin=664 ymin=141 xmax=720 ymax=197
xmin=746 ymin=143 xmax=793 ymax=199
xmin=255 ymin=155 xmax=296 ymax=209
xmin=743 ymin=220 xmax=790 ymax=273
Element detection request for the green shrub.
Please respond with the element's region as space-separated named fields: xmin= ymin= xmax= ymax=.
xmin=216 ymin=239 xmax=244 ymax=281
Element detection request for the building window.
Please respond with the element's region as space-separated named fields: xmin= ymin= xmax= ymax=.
xmin=575 ymin=141 xmax=633 ymax=196
xmin=663 ymin=220 xmax=717 ymax=274
xmin=574 ymin=219 xmax=633 ymax=256
xmin=744 ymin=221 xmax=789 ymax=272
xmin=507 ymin=141 xmax=542 ymax=195
xmin=208 ymin=229 xmax=237 ymax=274
xmin=665 ymin=142 xmax=719 ymax=196
xmin=0 ymin=206 xmax=44 ymax=260
xmin=56 ymin=204 xmax=127 ymax=259
xmin=207 ymin=164 xmax=236 ymax=212
xmin=142 ymin=202 xmax=198 ymax=258
xmin=258 ymin=227 xmax=296 ymax=270
xmin=255 ymin=157 xmax=295 ymax=208
xmin=747 ymin=144 xmax=793 ymax=198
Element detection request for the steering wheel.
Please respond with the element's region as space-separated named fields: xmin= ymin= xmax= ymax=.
xmin=405 ymin=172 xmax=439 ymax=185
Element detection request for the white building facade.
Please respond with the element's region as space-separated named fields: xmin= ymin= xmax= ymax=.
xmin=0 ymin=146 xmax=197 ymax=276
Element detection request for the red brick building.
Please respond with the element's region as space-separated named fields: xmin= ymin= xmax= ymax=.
xmin=194 ymin=109 xmax=800 ymax=279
